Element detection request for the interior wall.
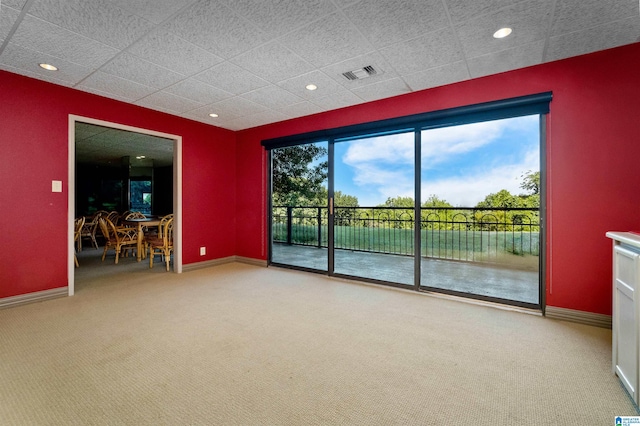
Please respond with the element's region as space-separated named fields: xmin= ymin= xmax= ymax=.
xmin=235 ymin=42 xmax=640 ymax=316
xmin=0 ymin=71 xmax=237 ymax=299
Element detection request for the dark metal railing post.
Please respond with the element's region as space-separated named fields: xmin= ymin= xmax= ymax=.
xmin=286 ymin=206 xmax=293 ymax=245
xmin=317 ymin=207 xmax=322 ymax=248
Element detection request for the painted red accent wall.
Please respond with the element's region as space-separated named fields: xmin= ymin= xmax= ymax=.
xmin=235 ymin=42 xmax=640 ymax=316
xmin=0 ymin=71 xmax=236 ymax=298
xmin=3 ymin=43 xmax=640 ymax=315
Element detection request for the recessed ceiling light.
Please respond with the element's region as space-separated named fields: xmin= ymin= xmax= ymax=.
xmin=306 ymin=84 xmax=318 ymax=91
xmin=136 ymin=155 xmax=146 ymax=159
xmin=39 ymin=63 xmax=58 ymax=71
xmin=493 ymin=27 xmax=512 ymax=39
xmin=209 ymin=113 xmax=219 ymax=118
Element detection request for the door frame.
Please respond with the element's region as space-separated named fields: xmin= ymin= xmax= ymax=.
xmin=67 ymin=115 xmax=183 ymax=296
xmin=263 ymin=92 xmax=551 ymax=310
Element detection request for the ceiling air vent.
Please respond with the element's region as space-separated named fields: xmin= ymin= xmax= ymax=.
xmin=342 ymin=65 xmax=379 ymax=81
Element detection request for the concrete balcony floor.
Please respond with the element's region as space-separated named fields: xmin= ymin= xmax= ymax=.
xmin=272 ymin=244 xmax=539 ymax=306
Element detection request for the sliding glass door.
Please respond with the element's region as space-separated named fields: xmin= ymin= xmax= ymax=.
xmin=270 ymin=142 xmax=328 ymax=271
xmin=332 ymin=132 xmax=415 ymax=286
xmin=266 ymin=93 xmax=550 ymax=309
xmin=419 ymin=116 xmax=541 ymax=304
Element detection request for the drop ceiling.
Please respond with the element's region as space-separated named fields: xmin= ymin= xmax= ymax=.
xmin=75 ymin=122 xmax=174 ymax=167
xmin=1 ymin=0 xmax=639 ymax=132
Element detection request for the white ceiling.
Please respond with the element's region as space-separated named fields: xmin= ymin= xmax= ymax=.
xmin=1 ymin=0 xmax=639 ymax=132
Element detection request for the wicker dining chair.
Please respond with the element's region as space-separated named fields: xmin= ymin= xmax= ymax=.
xmin=98 ymin=217 xmax=138 ymax=264
xmin=78 ymin=215 xmax=100 ymax=251
xmin=148 ymin=217 xmax=174 ymax=271
xmin=74 ymin=217 xmax=85 ymax=267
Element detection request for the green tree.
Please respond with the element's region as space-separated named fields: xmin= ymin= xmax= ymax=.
xmin=519 ymin=170 xmax=540 ymax=195
xmin=422 ymin=195 xmax=453 ymax=208
xmin=476 ymin=189 xmax=520 ymax=208
xmin=334 ymin=190 xmax=359 ymax=226
xmin=272 ymin=144 xmax=327 ymax=206
xmin=518 ymin=170 xmax=540 ymax=209
xmin=421 ymin=195 xmax=455 ymax=230
xmin=377 ymin=196 xmax=414 ymax=229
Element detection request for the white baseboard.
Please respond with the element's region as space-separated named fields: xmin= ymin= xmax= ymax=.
xmin=0 ymin=287 xmax=68 ymax=310
xmin=182 ymin=256 xmax=267 ymax=272
xmin=545 ymin=306 xmax=612 ymax=329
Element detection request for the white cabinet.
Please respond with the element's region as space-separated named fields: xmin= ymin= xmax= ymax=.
xmin=607 ymin=231 xmax=640 ymax=405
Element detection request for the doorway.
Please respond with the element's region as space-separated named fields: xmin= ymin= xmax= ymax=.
xmin=68 ymin=115 xmax=183 ymax=296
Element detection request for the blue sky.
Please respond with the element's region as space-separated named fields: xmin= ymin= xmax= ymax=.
xmin=334 ymin=115 xmax=540 ymax=207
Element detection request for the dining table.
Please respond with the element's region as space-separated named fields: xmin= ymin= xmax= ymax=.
xmin=122 ymin=217 xmax=162 ymax=262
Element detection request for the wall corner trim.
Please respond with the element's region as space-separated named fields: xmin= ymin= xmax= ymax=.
xmin=0 ymin=287 xmax=68 ymax=310
xmin=545 ymin=306 xmax=612 ymax=329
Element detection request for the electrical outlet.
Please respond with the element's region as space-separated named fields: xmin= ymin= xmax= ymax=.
xmin=200 ymin=247 xmax=206 ymax=256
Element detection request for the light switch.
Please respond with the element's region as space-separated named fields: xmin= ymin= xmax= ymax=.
xmin=52 ymin=180 xmax=62 ymax=193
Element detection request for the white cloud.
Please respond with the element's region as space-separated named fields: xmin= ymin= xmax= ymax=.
xmin=342 ymin=133 xmax=414 ymax=165
xmin=339 ymin=115 xmax=540 ymax=207
xmin=422 ymin=148 xmax=540 ymax=206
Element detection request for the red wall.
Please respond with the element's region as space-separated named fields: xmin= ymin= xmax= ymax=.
xmin=3 ymin=43 xmax=640 ymax=315
xmin=235 ymin=42 xmax=640 ymax=316
xmin=0 ymin=71 xmax=237 ymax=298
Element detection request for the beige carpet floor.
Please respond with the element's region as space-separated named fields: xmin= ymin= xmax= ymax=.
xmin=1 ymin=257 xmax=638 ymax=425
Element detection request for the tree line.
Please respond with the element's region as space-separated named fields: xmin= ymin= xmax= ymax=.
xmin=272 ymin=144 xmax=540 ymax=231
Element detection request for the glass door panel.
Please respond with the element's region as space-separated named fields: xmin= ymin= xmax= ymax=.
xmin=419 ymin=116 xmax=541 ymax=305
xmin=271 ymin=142 xmax=328 ymax=271
xmin=332 ymin=132 xmax=415 ymax=285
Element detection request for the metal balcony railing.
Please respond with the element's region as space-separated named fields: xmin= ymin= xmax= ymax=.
xmin=272 ymin=205 xmax=540 ymax=266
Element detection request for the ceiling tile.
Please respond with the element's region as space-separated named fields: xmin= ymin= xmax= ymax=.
xmin=128 ymin=28 xmax=223 ymax=76
xmin=106 ymin=0 xmax=196 ymax=24
xmin=135 ymin=91 xmax=204 ymax=114
xmin=1 ymin=5 xmax=21 ymax=44
xmin=230 ymin=41 xmax=316 ymax=84
xmin=278 ymin=101 xmax=325 ymax=119
xmin=225 ymin=110 xmax=290 ymax=130
xmin=167 ymin=0 xmax=267 ymax=59
xmin=455 ymin=1 xmax=552 ymax=58
xmin=332 ymin=0 xmax=361 ymax=7
xmin=74 ymin=84 xmax=140 ymax=104
xmin=311 ymin=90 xmax=365 ymax=111
xmin=320 ymin=51 xmax=399 ymax=89
xmin=0 ymin=62 xmax=75 ymax=87
xmin=350 ymin=77 xmax=411 ymax=102
xmin=194 ymin=62 xmax=269 ymax=95
xmin=380 ymin=27 xmax=463 ymax=75
xmin=277 ymin=70 xmax=345 ymax=100
xmin=164 ymin=79 xmax=233 ymax=105
xmin=241 ymin=85 xmax=304 ymax=109
xmin=223 ymin=0 xmax=337 ymax=38
xmin=77 ymin=71 xmax=156 ymax=102
xmin=10 ymin=15 xmax=119 ymax=68
xmin=0 ymin=43 xmax=93 ymax=84
xmin=546 ymin=17 xmax=640 ymax=62
xmin=179 ymin=110 xmax=222 ymax=126
xmin=280 ymin=12 xmax=375 ymax=67
xmin=3 ymin=0 xmax=28 ymax=9
xmin=195 ymin=96 xmax=268 ymax=121
xmin=467 ymin=40 xmax=545 ymax=78
xmin=550 ymin=0 xmax=638 ymax=36
xmin=28 ymin=0 xmax=154 ymax=49
xmin=404 ymin=61 xmax=471 ymax=92
xmin=101 ymin=53 xmax=184 ymax=89
xmin=343 ymin=0 xmax=449 ymax=48
xmin=445 ymin=0 xmax=523 ymax=24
